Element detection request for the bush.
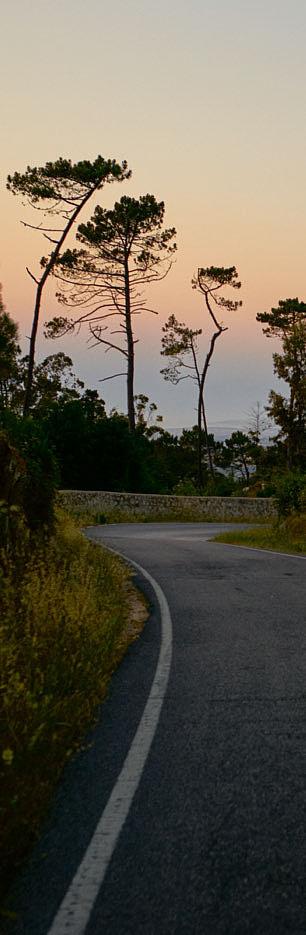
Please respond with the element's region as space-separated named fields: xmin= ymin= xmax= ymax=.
xmin=0 ymin=432 xmax=27 ymax=555
xmin=0 ymin=419 xmax=58 ymax=539
xmin=172 ymin=479 xmax=199 ymax=496
xmin=276 ymin=472 xmax=306 ymax=517
xmin=204 ymin=473 xmax=236 ymax=497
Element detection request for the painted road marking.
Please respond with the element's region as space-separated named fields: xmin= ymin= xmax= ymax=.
xmin=47 ymin=552 xmax=173 ymax=935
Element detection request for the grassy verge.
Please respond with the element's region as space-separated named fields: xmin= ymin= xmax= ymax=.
xmin=0 ymin=510 xmax=147 ymax=898
xmin=67 ymin=506 xmax=269 ymax=527
xmin=214 ymin=513 xmax=306 ymax=555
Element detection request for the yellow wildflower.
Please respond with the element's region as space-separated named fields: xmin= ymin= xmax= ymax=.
xmin=2 ymin=748 xmax=14 ymax=766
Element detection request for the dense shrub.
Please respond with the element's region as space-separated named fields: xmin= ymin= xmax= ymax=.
xmin=0 ymin=419 xmax=57 ymax=538
xmin=0 ymin=432 xmax=27 ymax=555
xmin=276 ymin=472 xmax=306 ymax=517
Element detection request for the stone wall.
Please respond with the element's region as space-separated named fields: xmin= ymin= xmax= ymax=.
xmin=58 ymin=490 xmax=277 ymax=521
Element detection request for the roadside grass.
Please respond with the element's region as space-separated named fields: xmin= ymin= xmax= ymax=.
xmin=0 ymin=509 xmax=147 ymax=898
xmin=67 ymin=506 xmax=269 ymax=527
xmin=214 ymin=513 xmax=306 ymax=555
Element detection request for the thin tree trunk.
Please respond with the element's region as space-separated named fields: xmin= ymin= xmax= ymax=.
xmin=190 ymin=341 xmax=203 ymax=488
xmin=23 ymin=182 xmax=100 ymax=417
xmin=287 ymin=386 xmax=294 ymax=469
xmin=124 ymin=254 xmax=135 ymax=432
xmin=198 ymin=332 xmax=222 ymax=424
xmin=241 ymin=455 xmax=250 ymax=483
xmin=196 ymin=291 xmax=228 ymax=483
xmin=190 ymin=340 xmax=214 ymax=481
xmin=197 ymin=392 xmax=203 ymax=490
xmin=201 ymin=396 xmax=214 ymax=478
xmin=197 ymin=327 xmax=224 ymax=482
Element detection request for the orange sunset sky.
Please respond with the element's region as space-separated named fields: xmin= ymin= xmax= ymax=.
xmin=1 ymin=0 xmax=306 ymax=435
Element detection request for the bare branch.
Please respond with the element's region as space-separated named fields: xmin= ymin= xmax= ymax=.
xmin=21 ymin=221 xmax=65 ymax=232
xmin=89 ymin=329 xmax=128 ymax=357
xmin=26 ymin=267 xmax=39 ymax=285
xmin=43 ymin=234 xmax=60 ymax=244
xmin=98 ymin=372 xmax=127 ymax=382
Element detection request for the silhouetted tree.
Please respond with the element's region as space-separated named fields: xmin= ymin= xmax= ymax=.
xmin=45 ymin=195 xmax=176 ymax=431
xmin=256 ymin=297 xmax=306 ymax=338
xmin=3 ymin=350 xmax=85 ymax=415
xmin=257 ymin=299 xmax=306 ymax=468
xmin=216 ymin=430 xmax=258 ymax=483
xmin=192 ymin=266 xmax=242 ymax=487
xmin=134 ymin=394 xmax=164 ymax=437
xmin=0 ymin=286 xmax=20 ymax=407
xmin=160 ymin=314 xmax=214 ymax=479
xmin=7 ymin=156 xmax=130 ymax=415
xmin=267 ymin=324 xmax=306 ymax=468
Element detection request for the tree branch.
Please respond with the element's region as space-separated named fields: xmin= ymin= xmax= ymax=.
xmin=26 ymin=267 xmax=39 ymax=285
xmin=98 ymin=372 xmax=127 ymax=382
xmin=21 ymin=221 xmax=64 ymax=232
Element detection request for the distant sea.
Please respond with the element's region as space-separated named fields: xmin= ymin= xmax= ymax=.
xmin=166 ymin=421 xmax=273 ymax=444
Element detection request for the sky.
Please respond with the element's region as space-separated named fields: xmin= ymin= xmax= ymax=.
xmin=1 ymin=0 xmax=306 ymax=436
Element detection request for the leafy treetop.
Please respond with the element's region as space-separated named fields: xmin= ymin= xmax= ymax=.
xmin=256 ymin=298 xmax=306 ymax=338
xmin=45 ymin=195 xmax=177 ymax=336
xmin=193 ymin=266 xmax=242 ymax=316
xmin=76 ymin=194 xmax=177 ymax=267
xmin=161 ymin=314 xmax=202 ymax=384
xmin=7 ymin=156 xmax=131 ymax=212
xmin=0 ymin=287 xmax=20 ymax=394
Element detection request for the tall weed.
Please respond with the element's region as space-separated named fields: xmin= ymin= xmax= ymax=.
xmin=0 ymin=511 xmax=134 ymax=893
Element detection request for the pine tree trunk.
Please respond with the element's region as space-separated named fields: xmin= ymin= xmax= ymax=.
xmin=23 ymin=183 xmax=99 ymax=417
xmin=124 ymin=255 xmax=135 ymax=432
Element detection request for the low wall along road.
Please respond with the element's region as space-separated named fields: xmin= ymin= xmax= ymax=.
xmin=59 ymin=490 xmax=277 ymax=522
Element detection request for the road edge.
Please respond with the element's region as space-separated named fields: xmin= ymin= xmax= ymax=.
xmin=47 ymin=548 xmax=173 ymax=935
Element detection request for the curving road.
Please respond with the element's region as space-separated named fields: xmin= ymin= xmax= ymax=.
xmin=7 ymin=523 xmax=306 ymax=935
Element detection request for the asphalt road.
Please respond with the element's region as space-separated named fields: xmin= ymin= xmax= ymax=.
xmin=6 ymin=523 xmax=306 ymax=935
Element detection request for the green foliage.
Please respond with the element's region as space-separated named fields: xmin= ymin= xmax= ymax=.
xmin=257 ymin=299 xmax=306 ymax=468
xmin=0 ymin=419 xmax=58 ymax=537
xmin=47 ymin=193 xmax=177 ymax=431
xmin=172 ymin=479 xmax=199 ymax=496
xmin=198 ymin=266 xmax=242 ymax=288
xmin=0 ymin=287 xmax=20 ymax=407
xmin=31 ymin=352 xmax=83 ymax=407
xmin=161 ymin=314 xmax=202 ymax=384
xmin=173 ymin=426 xmax=209 ymax=485
xmin=7 ymin=155 xmax=131 ymax=416
xmin=40 ymin=401 xmax=155 ymax=491
xmin=77 ymin=194 xmax=175 ymax=253
xmin=20 ymin=422 xmax=58 ymax=532
xmin=204 ymin=473 xmax=236 ymax=496
xmin=7 ymin=157 xmax=130 ymax=205
xmin=256 ymin=297 xmax=306 ymax=338
xmin=134 ymin=394 xmax=164 ymax=436
xmin=214 ymin=514 xmax=306 ymax=555
xmin=267 ymin=323 xmax=306 ymax=468
xmin=215 ymin=431 xmax=260 ymax=482
xmin=0 ymin=432 xmax=27 ymax=555
xmin=6 ymin=352 xmax=85 ymax=415
xmin=0 ymin=511 xmax=139 ymax=893
xmin=275 ymin=472 xmax=306 ymax=517
xmin=54 ymin=194 xmax=177 ymax=301
xmin=193 ymin=266 xmax=242 ymax=312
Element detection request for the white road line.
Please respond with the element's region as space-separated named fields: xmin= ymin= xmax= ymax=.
xmin=47 ymin=552 xmax=173 ymax=935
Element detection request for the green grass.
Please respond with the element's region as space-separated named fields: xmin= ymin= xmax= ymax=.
xmin=67 ymin=506 xmax=268 ymax=527
xmin=214 ymin=513 xmax=306 ymax=555
xmin=0 ymin=510 xmax=147 ymax=898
